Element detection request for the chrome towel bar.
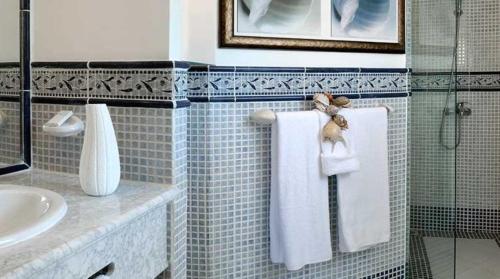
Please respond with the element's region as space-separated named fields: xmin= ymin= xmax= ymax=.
xmin=250 ymin=104 xmax=394 ymax=125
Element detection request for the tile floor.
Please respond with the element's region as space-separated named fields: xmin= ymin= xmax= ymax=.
xmin=424 ymin=237 xmax=500 ymax=279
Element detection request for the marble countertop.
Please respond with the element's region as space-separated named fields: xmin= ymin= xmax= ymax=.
xmin=0 ymin=169 xmax=179 ymax=279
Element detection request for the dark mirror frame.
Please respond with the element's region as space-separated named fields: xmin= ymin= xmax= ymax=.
xmin=0 ymin=0 xmax=31 ymax=175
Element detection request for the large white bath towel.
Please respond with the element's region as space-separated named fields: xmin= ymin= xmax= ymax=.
xmin=271 ymin=111 xmax=332 ymax=270
xmin=337 ymin=108 xmax=391 ymax=253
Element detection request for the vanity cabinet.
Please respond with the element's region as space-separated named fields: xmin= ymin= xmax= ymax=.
xmin=38 ymin=205 xmax=168 ymax=279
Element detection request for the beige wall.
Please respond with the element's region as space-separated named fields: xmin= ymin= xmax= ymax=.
xmin=32 ymin=0 xmax=170 ymax=61
xmin=31 ymin=0 xmax=407 ymax=67
xmin=0 ymin=0 xmax=20 ymax=62
xmin=172 ymin=0 xmax=406 ymax=67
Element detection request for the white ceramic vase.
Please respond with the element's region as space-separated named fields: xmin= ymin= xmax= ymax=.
xmin=79 ymin=104 xmax=121 ymax=197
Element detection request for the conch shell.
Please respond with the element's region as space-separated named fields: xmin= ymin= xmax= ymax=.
xmin=325 ymin=105 xmax=340 ymax=116
xmin=332 ymin=96 xmax=352 ymax=108
xmin=333 ymin=114 xmax=349 ymax=129
xmin=313 ymin=93 xmax=330 ymax=112
xmin=322 ymin=119 xmax=344 ymax=143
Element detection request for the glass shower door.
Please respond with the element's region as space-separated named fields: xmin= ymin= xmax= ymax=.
xmin=409 ymin=0 xmax=459 ymax=278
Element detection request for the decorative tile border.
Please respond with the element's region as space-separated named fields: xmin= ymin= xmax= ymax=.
xmin=30 ymin=62 xmax=410 ymax=106
xmin=187 ymin=66 xmax=410 ymax=102
xmin=0 ymin=67 xmax=20 ymax=96
xmin=31 ymin=61 xmax=190 ymax=107
xmin=412 ymin=72 xmax=500 ymax=91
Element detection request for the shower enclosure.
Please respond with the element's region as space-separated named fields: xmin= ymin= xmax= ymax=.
xmin=410 ymin=0 xmax=500 ymax=278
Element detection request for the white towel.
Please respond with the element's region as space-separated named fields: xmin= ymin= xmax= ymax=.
xmin=337 ymin=108 xmax=391 ymax=253
xmin=316 ymin=111 xmax=360 ymax=176
xmin=271 ymin=111 xmax=332 ymax=270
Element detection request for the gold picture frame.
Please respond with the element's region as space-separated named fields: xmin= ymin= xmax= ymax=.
xmin=220 ymin=0 xmax=405 ymax=53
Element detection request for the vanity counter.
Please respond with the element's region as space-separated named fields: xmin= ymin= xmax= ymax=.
xmin=0 ymin=169 xmax=179 ymax=279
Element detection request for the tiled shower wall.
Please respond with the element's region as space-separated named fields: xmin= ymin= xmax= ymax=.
xmin=0 ymin=66 xmax=21 ymax=166
xmin=411 ymin=0 xmax=500 ymax=72
xmin=186 ymin=67 xmax=410 ymax=279
xmin=411 ymin=0 xmax=500 ymax=232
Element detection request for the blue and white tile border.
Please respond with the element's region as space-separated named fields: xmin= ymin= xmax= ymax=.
xmin=30 ymin=62 xmax=411 ymax=107
xmin=31 ymin=61 xmax=191 ymax=108
xmin=0 ymin=63 xmax=20 ymax=98
xmin=187 ymin=65 xmax=410 ymax=102
xmin=412 ymin=71 xmax=500 ymax=91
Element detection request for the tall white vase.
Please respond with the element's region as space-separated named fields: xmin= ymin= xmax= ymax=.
xmin=79 ymin=104 xmax=121 ymax=196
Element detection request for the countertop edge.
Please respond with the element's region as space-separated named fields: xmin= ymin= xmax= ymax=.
xmin=2 ymin=183 xmax=180 ymax=279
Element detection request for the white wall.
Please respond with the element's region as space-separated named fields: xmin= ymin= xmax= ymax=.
xmin=0 ymin=0 xmax=20 ymax=62
xmin=31 ymin=0 xmax=407 ymax=67
xmin=32 ymin=0 xmax=170 ymax=61
xmin=174 ymin=0 xmax=406 ymax=68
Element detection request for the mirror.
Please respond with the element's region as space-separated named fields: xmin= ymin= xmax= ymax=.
xmin=0 ymin=0 xmax=30 ymax=174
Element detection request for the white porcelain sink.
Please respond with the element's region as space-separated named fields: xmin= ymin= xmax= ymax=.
xmin=0 ymin=185 xmax=67 ymax=248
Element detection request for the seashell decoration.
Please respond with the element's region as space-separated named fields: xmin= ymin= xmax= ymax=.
xmin=322 ymin=120 xmax=344 ymax=143
xmin=326 ymin=105 xmax=340 ymax=116
xmin=313 ymin=92 xmax=352 ymax=144
xmin=313 ymin=93 xmax=331 ymax=112
xmin=332 ymin=96 xmax=352 ymax=108
xmin=333 ymin=114 xmax=349 ymax=130
xmin=242 ymin=0 xmax=315 ymax=33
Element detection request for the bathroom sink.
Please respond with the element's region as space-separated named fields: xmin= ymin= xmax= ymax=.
xmin=0 ymin=185 xmax=67 ymax=248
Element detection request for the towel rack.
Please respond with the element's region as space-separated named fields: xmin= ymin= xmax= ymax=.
xmin=250 ymin=104 xmax=394 ymax=125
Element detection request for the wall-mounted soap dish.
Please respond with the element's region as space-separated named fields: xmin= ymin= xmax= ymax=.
xmin=43 ymin=111 xmax=84 ymax=137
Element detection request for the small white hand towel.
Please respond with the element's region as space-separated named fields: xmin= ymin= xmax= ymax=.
xmin=316 ymin=111 xmax=360 ymax=176
xmin=337 ymin=108 xmax=391 ymax=253
xmin=271 ymin=111 xmax=332 ymax=271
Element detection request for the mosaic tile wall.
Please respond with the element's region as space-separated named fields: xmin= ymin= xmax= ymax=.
xmin=30 ymin=63 xmax=189 ymax=279
xmin=0 ymin=66 xmax=22 ymax=167
xmin=0 ymin=100 xmax=21 ymax=166
xmin=186 ymin=67 xmax=410 ymax=279
xmin=411 ymin=0 xmax=500 ymax=72
xmin=411 ymin=0 xmax=500 ymax=233
xmin=411 ymin=87 xmax=500 ymax=233
xmin=31 ymin=103 xmax=174 ymax=182
xmin=29 ymin=63 xmax=410 ymax=279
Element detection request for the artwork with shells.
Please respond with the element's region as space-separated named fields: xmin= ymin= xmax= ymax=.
xmin=220 ymin=0 xmax=405 ymax=52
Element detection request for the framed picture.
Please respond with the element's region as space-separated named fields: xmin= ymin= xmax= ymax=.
xmin=220 ymin=0 xmax=405 ymax=53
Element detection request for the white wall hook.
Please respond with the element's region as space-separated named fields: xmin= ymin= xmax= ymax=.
xmin=250 ymin=109 xmax=276 ymax=125
xmin=43 ymin=111 xmax=84 ymax=137
xmin=377 ymin=103 xmax=395 ymax=113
